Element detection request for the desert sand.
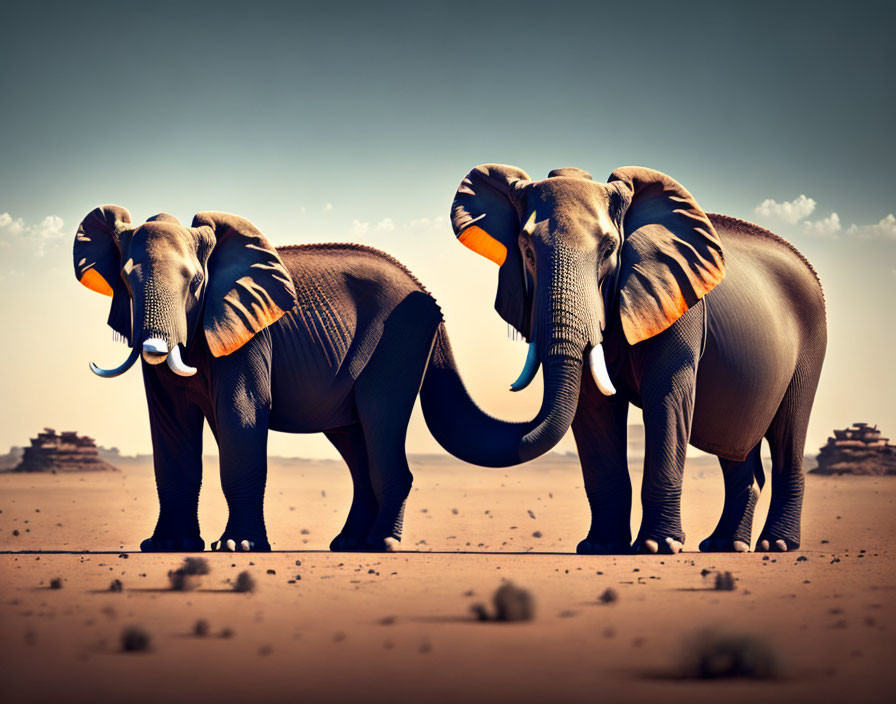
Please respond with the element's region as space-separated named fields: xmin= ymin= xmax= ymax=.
xmin=1 ymin=452 xmax=893 ymax=703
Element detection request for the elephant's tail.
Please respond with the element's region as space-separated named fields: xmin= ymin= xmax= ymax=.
xmin=420 ymin=323 xmax=533 ymax=468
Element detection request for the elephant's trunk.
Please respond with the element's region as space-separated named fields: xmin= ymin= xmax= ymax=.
xmin=420 ymin=323 xmax=583 ymax=467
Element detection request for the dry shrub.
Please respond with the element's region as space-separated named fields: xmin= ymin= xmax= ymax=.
xmin=121 ymin=626 xmax=151 ymax=653
xmin=679 ymin=629 xmax=779 ymax=680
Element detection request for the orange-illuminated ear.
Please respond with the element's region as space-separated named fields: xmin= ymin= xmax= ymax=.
xmin=457 ymin=225 xmax=507 ymax=266
xmin=79 ymin=268 xmax=114 ymax=296
xmin=608 ymin=167 xmax=725 ymax=345
xmin=451 ymin=164 xmax=532 ymax=334
xmin=192 ymin=212 xmax=297 ymax=357
xmin=73 ymin=205 xmax=134 ymax=343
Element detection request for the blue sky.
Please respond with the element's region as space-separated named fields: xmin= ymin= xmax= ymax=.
xmin=1 ymin=1 xmax=893 ymax=458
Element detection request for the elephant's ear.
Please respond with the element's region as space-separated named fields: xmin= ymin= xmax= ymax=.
xmin=73 ymin=205 xmax=134 ymax=343
xmin=450 ymin=164 xmax=532 ymax=335
xmin=608 ymin=167 xmax=725 ymax=345
xmin=192 ymin=211 xmax=296 ymax=357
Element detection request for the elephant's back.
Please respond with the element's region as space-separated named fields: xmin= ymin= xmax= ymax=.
xmin=690 ymin=215 xmax=826 ymax=459
xmin=266 ymin=244 xmax=442 ymax=432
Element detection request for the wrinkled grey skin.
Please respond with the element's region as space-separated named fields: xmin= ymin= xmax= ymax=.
xmin=450 ymin=165 xmax=826 ymax=554
xmin=74 ymin=206 xmax=571 ymax=553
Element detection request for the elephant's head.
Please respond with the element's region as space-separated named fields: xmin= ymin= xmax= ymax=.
xmin=74 ymin=206 xmax=296 ymax=377
xmin=451 ymin=164 xmax=724 ymax=456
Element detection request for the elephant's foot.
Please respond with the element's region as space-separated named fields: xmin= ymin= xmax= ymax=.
xmin=210 ymin=536 xmax=271 ymax=552
xmin=633 ymin=536 xmax=684 ymax=555
xmin=576 ymin=538 xmax=631 ymax=555
xmin=698 ymin=536 xmax=751 ymax=553
xmin=329 ymin=533 xmax=367 ymax=552
xmin=140 ymin=535 xmax=205 ymax=552
xmin=363 ymin=536 xmax=401 ymax=553
xmin=755 ymin=536 xmax=798 ymax=552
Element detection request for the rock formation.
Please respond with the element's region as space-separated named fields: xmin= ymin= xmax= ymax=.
xmin=10 ymin=428 xmax=119 ymax=473
xmin=812 ymin=422 xmax=896 ymax=475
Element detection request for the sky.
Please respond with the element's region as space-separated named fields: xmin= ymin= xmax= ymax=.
xmin=0 ymin=0 xmax=893 ymax=461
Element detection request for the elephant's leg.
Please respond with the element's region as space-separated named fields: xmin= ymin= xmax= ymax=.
xmin=572 ymin=374 xmax=632 ymax=555
xmin=325 ymin=424 xmax=378 ymax=552
xmin=140 ymin=365 xmax=206 ymax=552
xmin=632 ymin=303 xmax=703 ymax=555
xmin=209 ymin=339 xmax=274 ymax=552
xmin=699 ymin=444 xmax=765 ymax=552
xmin=353 ymin=323 xmax=436 ymax=552
xmin=757 ymin=366 xmax=820 ymax=552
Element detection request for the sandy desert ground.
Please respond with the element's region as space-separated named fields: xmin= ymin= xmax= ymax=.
xmin=1 ymin=451 xmax=894 ymax=704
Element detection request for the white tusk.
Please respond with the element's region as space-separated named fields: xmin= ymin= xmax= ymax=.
xmin=589 ymin=344 xmax=616 ymax=396
xmin=142 ymin=337 xmax=169 ymax=365
xmin=166 ymin=345 xmax=197 ymax=377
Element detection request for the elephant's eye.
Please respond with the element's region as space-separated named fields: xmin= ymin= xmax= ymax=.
xmin=189 ymin=273 xmax=203 ymax=292
xmin=604 ymin=240 xmax=618 ymax=256
xmin=523 ymin=246 xmax=535 ymax=265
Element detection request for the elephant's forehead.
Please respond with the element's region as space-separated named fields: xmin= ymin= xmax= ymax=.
xmin=526 ymin=179 xmax=616 ymax=236
xmin=129 ymin=222 xmax=193 ymax=256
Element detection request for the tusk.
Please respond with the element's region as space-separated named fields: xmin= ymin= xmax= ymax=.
xmin=510 ymin=342 xmax=540 ymax=392
xmin=166 ymin=345 xmax=197 ymax=377
xmin=90 ymin=345 xmax=141 ymax=378
xmin=142 ymin=337 xmax=169 ymax=364
xmin=589 ymin=343 xmax=616 ymax=396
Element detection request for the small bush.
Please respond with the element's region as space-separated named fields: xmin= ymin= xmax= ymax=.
xmin=599 ymin=587 xmax=618 ymax=604
xmin=680 ymin=629 xmax=779 ymax=680
xmin=121 ymin=626 xmax=151 ymax=653
xmin=714 ymin=571 xmax=737 ymax=591
xmin=193 ymin=619 xmax=210 ymax=637
xmin=233 ymin=571 xmax=256 ymax=593
xmin=180 ymin=557 xmax=210 ymax=575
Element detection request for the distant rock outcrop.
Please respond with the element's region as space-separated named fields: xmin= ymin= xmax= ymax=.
xmin=812 ymin=423 xmax=896 ymax=475
xmin=8 ymin=428 xmax=119 ymax=473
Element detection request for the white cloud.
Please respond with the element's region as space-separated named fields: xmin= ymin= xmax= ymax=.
xmin=754 ymin=195 xmax=816 ymax=224
xmin=801 ymin=212 xmax=841 ymax=238
xmin=847 ymin=213 xmax=896 ymax=240
xmin=408 ymin=215 xmax=449 ymax=231
xmin=374 ymin=218 xmax=395 ymax=232
xmin=350 ymin=219 xmax=370 ymax=237
xmin=34 ymin=215 xmax=65 ymax=240
xmin=323 ymin=202 xmax=333 ymax=212
xmin=0 ymin=211 xmax=66 ymax=257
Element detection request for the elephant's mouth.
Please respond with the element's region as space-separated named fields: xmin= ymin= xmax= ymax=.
xmin=89 ymin=335 xmax=197 ymax=378
xmin=508 ymin=339 xmax=616 ymax=397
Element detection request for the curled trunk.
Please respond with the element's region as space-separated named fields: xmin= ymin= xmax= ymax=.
xmin=420 ymin=324 xmax=584 ymax=467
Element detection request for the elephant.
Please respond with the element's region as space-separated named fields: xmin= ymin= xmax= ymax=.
xmin=446 ymin=164 xmax=827 ymax=554
xmin=74 ymin=206 xmax=574 ymax=552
